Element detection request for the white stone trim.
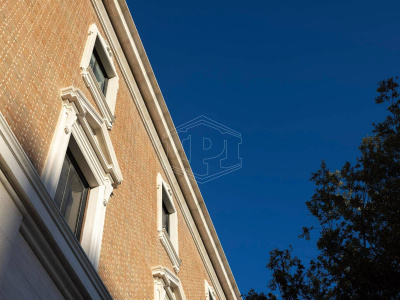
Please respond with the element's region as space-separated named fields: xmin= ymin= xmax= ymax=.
xmin=205 ymin=280 xmax=216 ymax=300
xmin=60 ymin=87 xmax=123 ymax=187
xmin=41 ymin=104 xmax=78 ymax=199
xmin=152 ymin=266 xmax=186 ymax=300
xmin=41 ymin=86 xmax=122 ymax=269
xmin=0 ymin=111 xmax=111 ymax=298
xmin=159 ymin=230 xmax=181 ymax=274
xmin=90 ymin=1 xmax=240 ymax=298
xmin=157 ymin=173 xmax=180 ymax=273
xmin=81 ymin=23 xmax=119 ymax=129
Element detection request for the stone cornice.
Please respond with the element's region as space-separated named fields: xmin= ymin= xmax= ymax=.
xmin=95 ymin=0 xmax=241 ymax=298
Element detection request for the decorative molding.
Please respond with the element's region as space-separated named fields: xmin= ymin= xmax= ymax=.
xmin=159 ymin=229 xmax=181 ymax=274
xmin=157 ymin=173 xmax=180 ymax=272
xmin=90 ymin=0 xmax=241 ymax=298
xmin=81 ymin=23 xmax=119 ymax=129
xmin=60 ymin=86 xmax=123 ymax=187
xmin=41 ymin=86 xmax=123 ymax=270
xmin=0 ymin=110 xmax=111 ymax=298
xmin=41 ymin=104 xmax=77 ymax=199
xmin=205 ymin=280 xmax=216 ymax=300
xmin=152 ymin=266 xmax=186 ymax=300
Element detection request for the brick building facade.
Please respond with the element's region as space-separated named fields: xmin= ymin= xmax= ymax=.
xmin=0 ymin=0 xmax=241 ymax=299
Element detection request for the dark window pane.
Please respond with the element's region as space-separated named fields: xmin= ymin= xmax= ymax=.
xmin=75 ymin=187 xmax=88 ymax=239
xmin=54 ymin=150 xmax=89 ymax=240
xmin=89 ymin=48 xmax=108 ymax=94
xmin=162 ymin=202 xmax=170 ymax=235
xmin=89 ymin=52 xmax=96 ymax=70
xmin=63 ymin=165 xmax=86 ymax=233
xmin=54 ymin=155 xmax=71 ymax=210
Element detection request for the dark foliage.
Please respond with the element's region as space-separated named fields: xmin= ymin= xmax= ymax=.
xmin=246 ymin=77 xmax=400 ymax=299
xmin=243 ymin=288 xmax=275 ymax=300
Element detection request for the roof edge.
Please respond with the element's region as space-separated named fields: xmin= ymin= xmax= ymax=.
xmin=102 ymin=0 xmax=241 ymax=298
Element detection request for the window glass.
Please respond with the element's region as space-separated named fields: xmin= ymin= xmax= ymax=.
xmin=54 ymin=150 xmax=89 ymax=240
xmin=54 ymin=155 xmax=70 ymax=209
xmin=209 ymin=291 xmax=214 ymax=300
xmin=89 ymin=47 xmax=108 ymax=94
xmin=162 ymin=201 xmax=170 ymax=235
xmin=63 ymin=166 xmax=88 ymax=233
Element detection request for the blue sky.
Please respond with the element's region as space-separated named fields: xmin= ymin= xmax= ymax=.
xmin=126 ymin=0 xmax=400 ymax=294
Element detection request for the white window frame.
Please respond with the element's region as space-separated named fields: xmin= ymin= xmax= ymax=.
xmin=81 ymin=23 xmax=119 ymax=130
xmin=41 ymin=86 xmax=123 ymax=270
xmin=152 ymin=266 xmax=186 ymax=300
xmin=157 ymin=173 xmax=181 ymax=273
xmin=205 ymin=280 xmax=216 ymax=300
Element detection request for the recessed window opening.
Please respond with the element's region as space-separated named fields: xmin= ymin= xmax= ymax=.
xmin=80 ymin=24 xmax=120 ymax=127
xmin=157 ymin=174 xmax=180 ymax=272
xmin=162 ymin=186 xmax=174 ymax=235
xmin=162 ymin=201 xmax=170 ymax=235
xmin=209 ymin=290 xmax=215 ymax=300
xmin=54 ymin=148 xmax=89 ymax=240
xmin=90 ymin=46 xmax=109 ymax=94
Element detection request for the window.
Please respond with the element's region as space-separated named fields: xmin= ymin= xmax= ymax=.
xmin=205 ymin=280 xmax=216 ymax=300
xmin=209 ymin=291 xmax=215 ymax=300
xmin=157 ymin=174 xmax=181 ymax=273
xmin=54 ymin=149 xmax=89 ymax=240
xmin=81 ymin=24 xmax=119 ymax=129
xmin=153 ymin=266 xmax=186 ymax=300
xmin=162 ymin=201 xmax=170 ymax=235
xmin=41 ymin=87 xmax=123 ymax=270
xmin=162 ymin=185 xmax=174 ymax=236
xmin=89 ymin=47 xmax=108 ymax=94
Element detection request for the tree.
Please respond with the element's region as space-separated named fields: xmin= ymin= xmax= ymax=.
xmin=246 ymin=77 xmax=400 ymax=299
xmin=243 ymin=288 xmax=275 ymax=300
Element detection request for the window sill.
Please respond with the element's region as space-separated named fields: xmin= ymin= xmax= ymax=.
xmin=159 ymin=228 xmax=181 ymax=273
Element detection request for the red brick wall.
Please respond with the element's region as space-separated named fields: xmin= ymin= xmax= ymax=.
xmin=0 ymin=0 xmax=220 ymax=299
